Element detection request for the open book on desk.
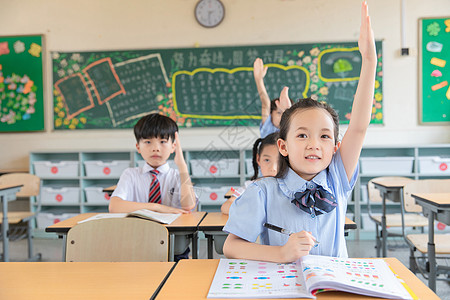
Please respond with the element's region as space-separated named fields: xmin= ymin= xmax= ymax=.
xmin=78 ymin=209 xmax=181 ymax=225
xmin=208 ymin=255 xmax=415 ymax=299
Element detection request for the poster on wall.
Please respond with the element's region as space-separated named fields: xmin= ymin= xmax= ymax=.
xmin=419 ymin=17 xmax=450 ymax=124
xmin=51 ymin=41 xmax=383 ymax=130
xmin=0 ymin=35 xmax=45 ymax=132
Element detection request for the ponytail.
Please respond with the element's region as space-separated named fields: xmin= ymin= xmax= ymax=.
xmin=251 ymin=138 xmax=263 ymax=180
xmin=251 ymin=132 xmax=279 ymax=180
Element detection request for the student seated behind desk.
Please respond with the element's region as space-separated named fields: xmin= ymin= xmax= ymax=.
xmin=109 ymin=113 xmax=197 ymax=261
xmin=221 ymin=132 xmax=279 ymax=215
xmin=223 ymin=1 xmax=376 ymax=263
xmin=253 ymin=57 xmax=293 ymax=138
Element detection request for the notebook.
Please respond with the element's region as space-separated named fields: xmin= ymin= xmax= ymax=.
xmin=78 ymin=209 xmax=181 ymax=225
xmin=207 ymin=255 xmax=415 ymax=299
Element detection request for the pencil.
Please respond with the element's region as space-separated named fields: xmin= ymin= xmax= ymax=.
xmin=263 ymin=222 xmax=320 ymax=247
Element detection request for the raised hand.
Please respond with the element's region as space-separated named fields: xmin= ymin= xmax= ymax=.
xmin=173 ymin=132 xmax=187 ymax=171
xmin=358 ymin=1 xmax=376 ymax=61
xmin=253 ymin=58 xmax=268 ymax=81
xmin=276 ymin=86 xmax=292 ymax=112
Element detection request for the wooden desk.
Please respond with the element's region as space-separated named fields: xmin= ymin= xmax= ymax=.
xmin=0 ymin=183 xmax=23 ymax=262
xmin=0 ymin=261 xmax=174 ymax=300
xmin=46 ymin=211 xmax=207 ymax=261
xmin=156 ymin=258 xmax=439 ymax=299
xmin=371 ymin=178 xmax=413 ymax=257
xmin=198 ymin=212 xmax=357 ymax=259
xmin=0 ymin=168 xmax=28 ymax=176
xmin=102 ymin=185 xmax=117 ymax=196
xmin=412 ymin=192 xmax=450 ymax=291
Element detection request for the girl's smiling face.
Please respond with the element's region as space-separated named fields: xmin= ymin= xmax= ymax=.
xmin=277 ymin=107 xmax=338 ymax=181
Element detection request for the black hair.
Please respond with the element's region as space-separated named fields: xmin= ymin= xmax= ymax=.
xmin=251 ymin=132 xmax=279 ymax=180
xmin=275 ymin=98 xmax=339 ymax=179
xmin=269 ymin=97 xmax=294 ymax=113
xmin=134 ymin=113 xmax=178 ymax=143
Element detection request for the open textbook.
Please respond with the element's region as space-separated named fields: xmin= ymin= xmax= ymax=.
xmin=78 ymin=209 xmax=181 ymax=225
xmin=207 ymin=255 xmax=415 ymax=299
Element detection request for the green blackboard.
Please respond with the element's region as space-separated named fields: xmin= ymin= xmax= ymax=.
xmin=420 ymin=17 xmax=450 ymax=124
xmin=0 ymin=35 xmax=44 ymax=132
xmin=52 ymin=41 xmax=383 ymax=130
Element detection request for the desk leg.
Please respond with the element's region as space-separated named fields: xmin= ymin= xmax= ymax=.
xmin=1 ymin=196 xmax=9 ymax=262
xmin=192 ymin=232 xmax=198 ymax=259
xmin=381 ymin=193 xmax=387 ymax=257
xmin=206 ymin=234 xmax=213 ymax=259
xmin=169 ymin=234 xmax=175 ymax=262
xmin=427 ymin=211 xmax=436 ymax=292
xmin=61 ymin=234 xmax=67 ymax=262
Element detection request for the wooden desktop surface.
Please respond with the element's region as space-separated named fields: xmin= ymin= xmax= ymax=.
xmin=199 ymin=212 xmax=357 ymax=230
xmin=0 ymin=211 xmax=34 ymax=224
xmin=370 ymin=178 xmax=413 ymax=188
xmin=102 ymin=185 xmax=117 ymax=193
xmin=0 ymin=183 xmax=23 ymax=192
xmin=0 ymin=262 xmax=174 ymax=300
xmin=45 ymin=211 xmax=207 ymax=233
xmin=412 ymin=193 xmax=450 ymax=207
xmin=156 ymin=258 xmax=438 ymax=300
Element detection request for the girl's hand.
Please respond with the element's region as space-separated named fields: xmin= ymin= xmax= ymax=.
xmin=358 ymin=1 xmax=376 ymax=61
xmin=275 ymin=86 xmax=292 ymax=112
xmin=253 ymin=58 xmax=268 ymax=81
xmin=173 ymin=132 xmax=187 ymax=170
xmin=279 ymin=230 xmax=315 ymax=262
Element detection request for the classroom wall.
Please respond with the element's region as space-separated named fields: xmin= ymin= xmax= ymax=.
xmin=0 ymin=0 xmax=449 ymax=169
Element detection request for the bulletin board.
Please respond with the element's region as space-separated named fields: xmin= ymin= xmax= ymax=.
xmin=52 ymin=41 xmax=383 ymax=130
xmin=0 ymin=35 xmax=44 ymax=132
xmin=419 ymin=17 xmax=450 ymax=124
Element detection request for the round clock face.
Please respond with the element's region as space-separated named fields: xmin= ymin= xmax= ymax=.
xmin=195 ymin=0 xmax=225 ymax=28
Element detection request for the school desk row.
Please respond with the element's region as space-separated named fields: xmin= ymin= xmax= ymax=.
xmin=0 ymin=258 xmax=440 ymax=299
xmin=44 ymin=211 xmax=357 ymax=261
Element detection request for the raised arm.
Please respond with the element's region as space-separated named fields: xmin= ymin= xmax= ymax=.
xmin=339 ymin=1 xmax=377 ymax=181
xmin=253 ymin=58 xmax=271 ymax=124
xmin=173 ymin=132 xmax=197 ymax=211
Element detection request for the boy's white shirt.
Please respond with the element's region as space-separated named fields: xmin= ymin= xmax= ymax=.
xmin=112 ymin=162 xmax=188 ymax=209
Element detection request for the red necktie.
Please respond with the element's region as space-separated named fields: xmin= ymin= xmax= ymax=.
xmin=148 ymin=169 xmax=161 ymax=204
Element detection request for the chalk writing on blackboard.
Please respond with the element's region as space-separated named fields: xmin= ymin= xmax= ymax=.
xmin=54 ymin=73 xmax=94 ymax=120
xmin=172 ymin=64 xmax=310 ymax=119
xmin=51 ymin=41 xmax=383 ymax=129
xmin=106 ymin=53 xmax=169 ymax=126
xmin=82 ymin=57 xmax=125 ymax=105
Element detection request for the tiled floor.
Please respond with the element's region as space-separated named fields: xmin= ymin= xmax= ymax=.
xmin=3 ymin=236 xmax=450 ymax=299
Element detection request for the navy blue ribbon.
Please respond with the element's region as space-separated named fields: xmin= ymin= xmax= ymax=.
xmin=291 ymin=186 xmax=337 ymax=216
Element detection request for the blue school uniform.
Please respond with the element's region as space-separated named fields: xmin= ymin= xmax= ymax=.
xmin=259 ymin=114 xmax=279 ymax=138
xmin=223 ymin=149 xmax=358 ymax=258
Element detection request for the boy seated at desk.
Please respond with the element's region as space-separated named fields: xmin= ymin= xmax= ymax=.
xmin=109 ymin=113 xmax=197 ymax=260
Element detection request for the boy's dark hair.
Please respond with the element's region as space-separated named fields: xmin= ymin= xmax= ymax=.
xmin=251 ymin=132 xmax=278 ymax=180
xmin=275 ymin=98 xmax=339 ymax=178
xmin=134 ymin=113 xmax=178 ymax=142
xmin=269 ymin=97 xmax=294 ymax=113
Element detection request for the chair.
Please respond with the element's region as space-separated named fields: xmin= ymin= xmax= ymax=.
xmin=65 ymin=217 xmax=169 ymax=262
xmin=367 ymin=176 xmax=428 ymax=257
xmin=402 ymin=179 xmax=450 ymax=281
xmin=0 ymin=173 xmax=42 ymax=261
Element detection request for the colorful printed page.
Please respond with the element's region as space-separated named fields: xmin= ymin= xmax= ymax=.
xmin=207 ymin=259 xmax=313 ymax=299
xmin=301 ymin=255 xmax=414 ymax=300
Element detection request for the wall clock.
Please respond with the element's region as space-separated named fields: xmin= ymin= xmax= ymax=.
xmin=195 ymin=0 xmax=225 ymax=28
